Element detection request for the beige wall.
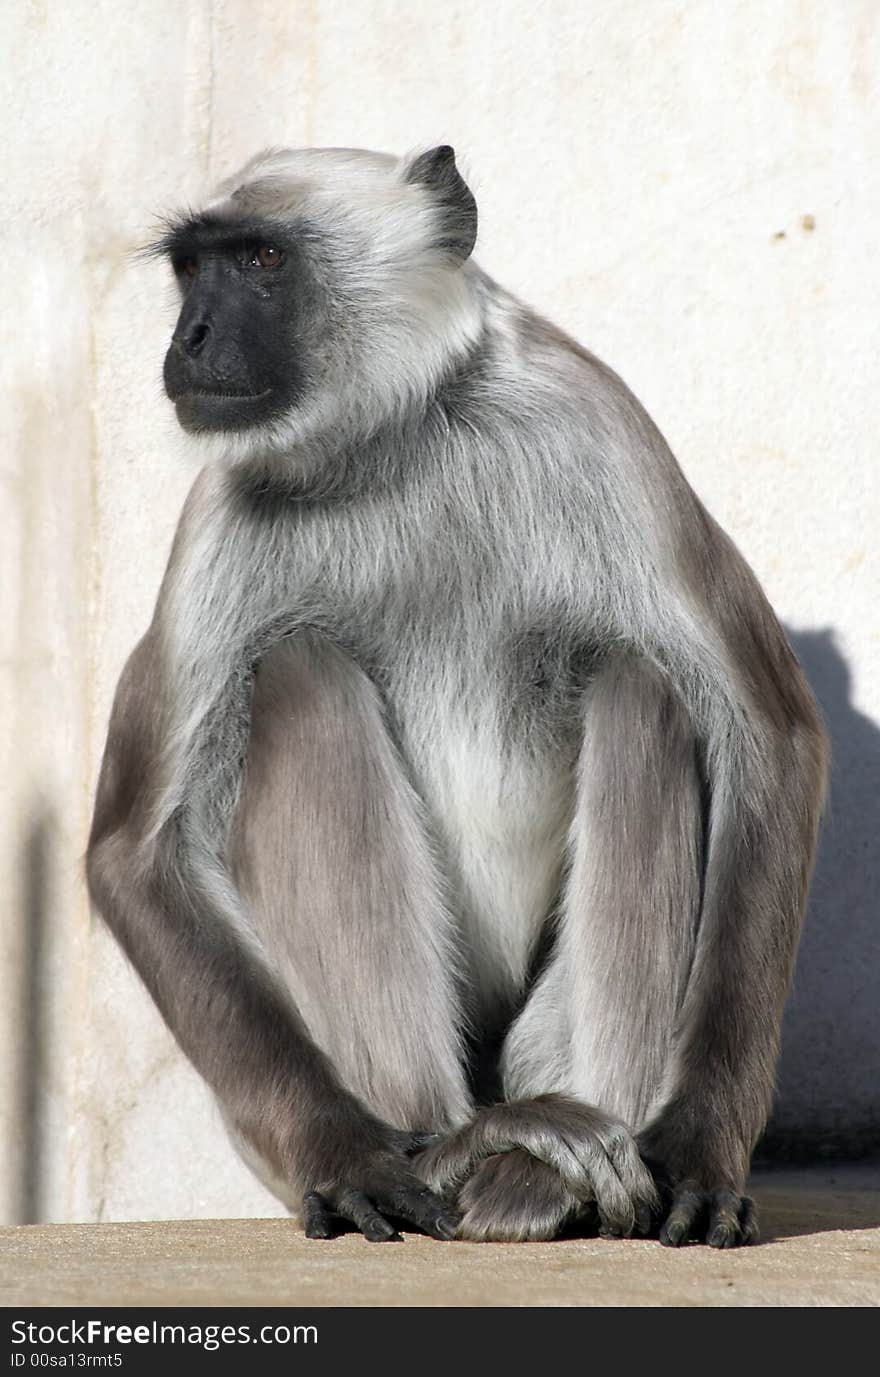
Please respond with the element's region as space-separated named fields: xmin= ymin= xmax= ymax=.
xmin=2 ymin=0 xmax=878 ymax=1223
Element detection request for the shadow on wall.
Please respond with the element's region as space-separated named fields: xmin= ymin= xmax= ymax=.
xmin=760 ymin=628 xmax=880 ymax=1161
xmin=17 ymin=810 xmax=53 ymax=1224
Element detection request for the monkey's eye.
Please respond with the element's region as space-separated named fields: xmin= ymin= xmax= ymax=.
xmin=251 ymin=245 xmax=283 ymax=269
xmin=179 ymin=257 xmax=198 ymax=280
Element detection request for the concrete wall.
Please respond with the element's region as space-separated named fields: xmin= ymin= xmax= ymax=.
xmin=2 ymin=0 xmax=877 ymax=1224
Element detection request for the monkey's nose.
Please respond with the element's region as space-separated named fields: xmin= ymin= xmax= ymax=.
xmin=175 ymin=319 xmax=212 ymax=358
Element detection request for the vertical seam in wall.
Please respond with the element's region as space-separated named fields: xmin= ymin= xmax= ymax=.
xmin=10 ymin=343 xmax=43 ymax=1221
xmin=206 ymin=0 xmax=216 ymax=179
xmin=72 ymin=243 xmax=105 ymax=1221
xmin=305 ymin=0 xmax=318 ymax=146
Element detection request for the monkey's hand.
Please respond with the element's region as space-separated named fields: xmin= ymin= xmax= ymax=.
xmin=414 ymin=1094 xmax=658 ymax=1241
xmin=637 ymin=1119 xmax=759 ymax=1248
xmin=298 ymin=1117 xmax=460 ymax=1243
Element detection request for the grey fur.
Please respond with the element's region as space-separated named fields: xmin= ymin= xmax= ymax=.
xmin=502 ymin=654 xmax=702 ymax=1128
xmin=454 ymin=1150 xmax=584 ymax=1244
xmin=227 ymin=633 xmax=471 ymax=1133
xmin=415 ymin=1094 xmax=658 ymax=1237
xmin=87 ymin=146 xmax=828 ymax=1246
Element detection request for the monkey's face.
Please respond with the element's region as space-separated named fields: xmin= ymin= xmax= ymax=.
xmin=161 ymin=225 xmax=311 ymax=435
xmin=150 ymin=147 xmax=482 ymax=463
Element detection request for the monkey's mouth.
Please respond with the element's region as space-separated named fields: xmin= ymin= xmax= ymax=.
xmin=171 ymin=387 xmax=274 ymax=433
xmin=176 ymin=388 xmax=272 ymax=401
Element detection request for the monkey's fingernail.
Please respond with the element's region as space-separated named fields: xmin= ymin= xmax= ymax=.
xmin=635 ymin=1207 xmax=652 ymax=1235
xmin=434 ymin=1214 xmax=461 ymax=1239
xmin=409 ymin=1131 xmax=443 ymax=1153
xmin=660 ymin=1222 xmax=687 ymax=1247
xmin=707 ymin=1223 xmax=737 ymax=1249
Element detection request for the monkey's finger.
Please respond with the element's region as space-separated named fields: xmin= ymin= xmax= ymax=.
xmin=624 ymin=1176 xmax=659 ymax=1239
xmin=405 ymin=1130 xmax=445 ymax=1155
xmin=302 ymin=1190 xmax=338 ymax=1240
xmin=659 ymin=1182 xmax=704 ymax=1247
xmin=379 ymin=1183 xmax=461 ymax=1240
xmin=602 ymin=1130 xmax=661 ymax=1215
xmin=587 ymin=1150 xmax=637 ymax=1238
xmin=706 ymin=1187 xmax=745 ymax=1249
xmin=412 ymin=1130 xmax=480 ymax=1191
xmin=633 ymin=1200 xmax=654 ymax=1237
xmin=557 ymin=1130 xmax=644 ymax=1236
xmin=418 ymin=1105 xmax=594 ymax=1197
xmin=336 ymin=1189 xmax=401 ymax=1243
xmin=707 ymin=1191 xmax=759 ymax=1248
xmin=738 ymin=1196 xmax=760 ymax=1244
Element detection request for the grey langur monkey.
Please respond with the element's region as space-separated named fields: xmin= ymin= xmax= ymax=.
xmin=87 ymin=145 xmax=828 ymax=1247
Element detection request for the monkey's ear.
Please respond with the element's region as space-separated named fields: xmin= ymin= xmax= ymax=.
xmin=405 ymin=145 xmax=477 ymax=263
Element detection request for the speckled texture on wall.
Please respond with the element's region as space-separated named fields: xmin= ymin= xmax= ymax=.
xmin=1 ymin=1 xmax=877 ymax=1224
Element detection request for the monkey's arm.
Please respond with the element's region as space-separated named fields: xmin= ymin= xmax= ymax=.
xmin=86 ymin=634 xmax=458 ymax=1242
xmin=638 ymin=506 xmax=829 ymax=1246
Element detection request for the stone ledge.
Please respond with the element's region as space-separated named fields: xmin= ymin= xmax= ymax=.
xmin=2 ymin=1167 xmax=878 ymax=1308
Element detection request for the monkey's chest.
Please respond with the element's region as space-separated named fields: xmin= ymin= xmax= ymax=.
xmin=400 ymin=702 xmax=576 ymax=1006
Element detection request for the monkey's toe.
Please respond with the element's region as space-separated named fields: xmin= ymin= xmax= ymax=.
xmin=659 ymin=1182 xmax=759 ymax=1248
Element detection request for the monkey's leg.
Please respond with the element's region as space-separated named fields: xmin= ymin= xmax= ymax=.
xmin=89 ymin=633 xmax=465 ymax=1243
xmin=497 ymin=656 xmax=717 ymax=1239
xmin=634 ymin=625 xmax=826 ymax=1246
xmin=415 ymin=658 xmax=690 ymax=1244
xmin=561 ymin=654 xmax=704 ymax=1131
xmin=229 ymin=634 xmax=472 ymax=1161
xmin=508 ymin=645 xmax=819 ymax=1247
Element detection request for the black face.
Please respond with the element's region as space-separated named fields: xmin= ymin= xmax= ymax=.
xmin=160 ymin=215 xmax=307 ymax=433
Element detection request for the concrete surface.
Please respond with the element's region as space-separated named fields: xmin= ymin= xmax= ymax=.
xmin=1 ymin=1169 xmax=878 ymax=1308
xmin=2 ymin=1 xmax=878 ymax=1226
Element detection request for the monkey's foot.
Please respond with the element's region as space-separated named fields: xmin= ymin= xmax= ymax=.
xmin=454 ymin=1148 xmax=586 ymax=1242
xmin=301 ymin=1131 xmax=461 ymax=1243
xmin=656 ymin=1181 xmax=759 ymax=1248
xmin=414 ymin=1094 xmax=658 ymax=1240
xmin=302 ymin=1180 xmax=459 ymax=1243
